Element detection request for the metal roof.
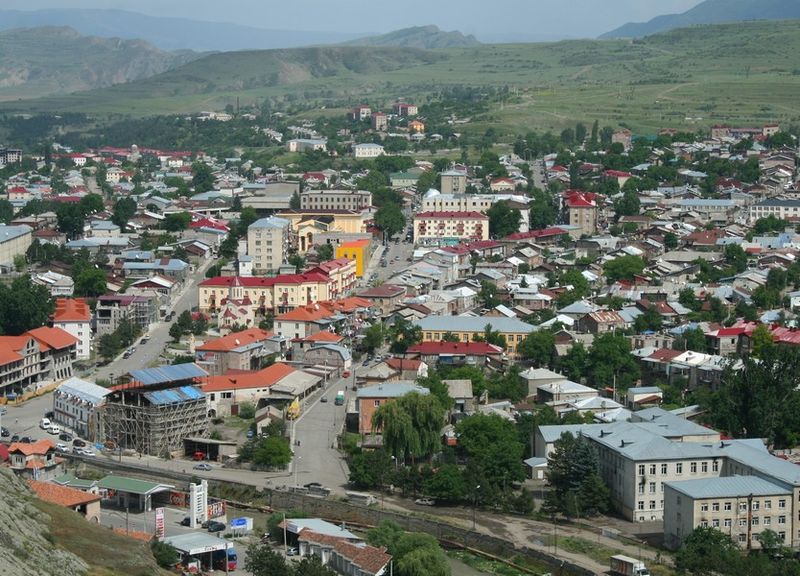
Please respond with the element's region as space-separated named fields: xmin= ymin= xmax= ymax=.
xmin=130 ymin=363 xmax=208 ymax=386
xmin=143 ymin=385 xmax=204 ymax=406
xmin=97 ymin=475 xmax=173 ymax=495
xmin=665 ymin=476 xmax=789 ymax=500
xmin=163 ymin=532 xmax=233 ymax=555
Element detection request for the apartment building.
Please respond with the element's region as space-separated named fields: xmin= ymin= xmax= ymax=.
xmin=52 ymin=377 xmax=110 ymax=440
xmin=0 ymin=327 xmax=78 ymax=397
xmin=94 ymin=294 xmax=158 ymax=337
xmin=307 ymin=258 xmax=357 ymax=299
xmin=247 ymin=216 xmax=290 ymax=275
xmin=352 ymin=143 xmax=385 ymax=159
xmin=413 ymin=211 xmax=489 ymax=246
xmin=749 ymin=198 xmax=800 ymax=222
xmin=0 ymin=225 xmax=32 ymax=268
xmin=300 ymin=189 xmax=372 ymax=211
xmin=440 ymin=170 xmax=468 ymax=194
xmin=564 ymin=191 xmax=599 ymax=236
xmin=194 ymin=328 xmax=279 ymax=376
xmin=413 ymin=315 xmax=536 ymax=358
xmin=422 ymin=190 xmax=530 ymax=232
xmin=52 ymin=298 xmax=92 ymax=360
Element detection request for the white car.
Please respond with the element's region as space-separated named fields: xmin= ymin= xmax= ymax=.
xmin=40 ymin=418 xmax=51 ymax=430
xmin=48 ymin=425 xmax=60 ymax=435
xmin=55 ymin=443 xmax=68 ymax=452
xmin=80 ymin=448 xmax=96 ymax=457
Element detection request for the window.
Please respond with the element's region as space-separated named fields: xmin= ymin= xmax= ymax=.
xmin=701 ymin=521 xmax=708 ymax=528
xmin=690 ymin=462 xmax=697 ymax=474
xmin=374 ymin=400 xmax=380 ymax=407
xmin=738 ymin=534 xmax=747 ymax=543
xmin=712 ymin=503 xmax=720 ymax=512
xmin=637 ymin=501 xmax=644 ymax=511
xmin=764 ymin=517 xmax=771 ymax=526
xmin=779 ymin=516 xmax=786 ymax=525
xmin=765 ymin=500 xmax=772 ymax=510
xmin=649 ymin=501 xmax=656 ymax=510
xmin=638 ymin=485 xmax=645 ymax=495
xmin=724 ymin=502 xmax=732 ymax=511
xmin=649 ymin=482 xmax=656 ymax=494
xmin=676 ymin=463 xmax=683 ymax=475
xmin=712 ymin=519 xmax=720 ymax=528
xmin=649 ymin=464 xmax=657 ymax=475
xmin=739 ymin=502 xmax=748 ymax=512
xmin=724 ymin=519 xmax=732 ymax=528
xmin=713 ymin=460 xmax=719 ymax=472
xmin=638 ymin=464 xmax=645 ymax=475
xmin=739 ymin=519 xmax=747 ymax=527
xmin=779 ymin=532 xmax=786 ymax=541
xmin=779 ymin=500 xmax=787 ymax=509
xmin=701 ymin=462 xmax=708 ymax=473
xmin=752 ymin=517 xmax=759 ymax=526
xmin=700 ymin=504 xmax=708 ymax=512
xmin=661 ymin=463 xmax=668 ymax=475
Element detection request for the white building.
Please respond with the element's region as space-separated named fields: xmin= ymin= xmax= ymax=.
xmin=300 ymin=189 xmax=373 ymax=211
xmin=0 ymin=224 xmax=32 ymax=269
xmin=413 ymin=211 xmax=489 ymax=245
xmin=52 ymin=377 xmax=110 ymax=440
xmin=422 ymin=189 xmax=530 ymax=233
xmin=33 ymin=271 xmax=75 ymax=297
xmin=749 ymin=198 xmax=800 ymax=222
xmin=352 ymin=143 xmax=385 ymax=159
xmin=247 ymin=216 xmax=291 ymax=275
xmin=52 ymin=298 xmax=92 ymax=360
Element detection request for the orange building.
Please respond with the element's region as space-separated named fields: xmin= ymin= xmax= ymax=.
xmin=355 ymin=382 xmax=429 ymax=434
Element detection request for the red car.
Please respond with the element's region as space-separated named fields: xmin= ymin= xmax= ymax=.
xmin=342 ymin=371 xmax=351 ymax=378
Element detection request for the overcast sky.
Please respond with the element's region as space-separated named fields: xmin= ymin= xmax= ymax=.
xmin=2 ymin=0 xmax=704 ymax=39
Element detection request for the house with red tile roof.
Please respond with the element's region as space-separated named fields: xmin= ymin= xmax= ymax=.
xmin=8 ymin=439 xmax=62 ymax=480
xmin=201 ymin=363 xmax=298 ymax=417
xmin=564 ymin=190 xmax=600 ymax=236
xmin=307 ymin=257 xmax=358 ymax=299
xmin=356 ymin=284 xmax=406 ymax=317
xmin=406 ymin=341 xmax=504 ymax=370
xmin=195 ymin=327 xmax=279 ymax=376
xmin=198 ymin=273 xmax=332 ymax=315
xmin=52 ymin=298 xmax=92 ymax=360
xmin=293 ymin=527 xmax=392 ymax=576
xmin=28 ymin=479 xmax=101 ymax=522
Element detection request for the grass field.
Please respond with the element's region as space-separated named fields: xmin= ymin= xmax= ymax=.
xmin=32 ymin=499 xmax=170 ymax=576
xmin=3 ymin=20 xmax=800 ymax=133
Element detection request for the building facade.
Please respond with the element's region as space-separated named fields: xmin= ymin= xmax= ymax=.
xmin=413 ymin=315 xmax=535 ymax=358
xmin=413 ymin=211 xmax=489 ymax=246
xmin=52 ymin=377 xmax=110 ymax=440
xmin=198 ymin=274 xmax=332 ymax=315
xmin=247 ymin=216 xmax=291 ymax=275
xmin=300 ymin=190 xmax=372 ymax=212
xmin=0 ymin=225 xmax=32 ymax=268
xmin=52 ymin=298 xmax=92 ymax=360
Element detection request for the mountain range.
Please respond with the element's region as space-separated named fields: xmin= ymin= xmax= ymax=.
xmin=0 ymin=26 xmax=200 ymax=101
xmin=0 ymin=8 xmax=360 ymax=52
xmin=344 ymin=25 xmax=479 ymax=49
xmin=602 ymin=0 xmax=800 ymax=38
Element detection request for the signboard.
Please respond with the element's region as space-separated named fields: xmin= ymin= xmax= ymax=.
xmin=155 ymin=507 xmax=165 ymax=539
xmin=207 ymin=500 xmax=226 ymax=519
xmin=229 ymin=517 xmax=253 ymax=532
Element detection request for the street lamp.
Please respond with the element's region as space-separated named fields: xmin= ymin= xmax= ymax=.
xmin=472 ymin=484 xmax=481 ymax=531
xmin=294 ymin=455 xmax=301 ymax=488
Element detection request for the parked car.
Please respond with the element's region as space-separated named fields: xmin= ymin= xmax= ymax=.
xmin=180 ymin=517 xmax=191 ymax=527
xmin=59 ymin=432 xmax=73 ymax=442
xmin=414 ymin=498 xmax=435 ymax=506
xmin=10 ymin=435 xmax=19 ymax=443
xmin=286 ymin=547 xmax=299 ymax=557
xmin=304 ymin=482 xmax=323 ymax=490
xmin=48 ymin=424 xmax=60 ymax=435
xmin=122 ymin=351 xmax=132 ymax=359
xmin=320 ymin=396 xmax=328 ymax=403
xmin=342 ymin=371 xmax=351 ymax=378
xmin=0 ymin=427 xmax=9 ymax=437
xmin=19 ymin=436 xmax=32 ymax=444
xmin=80 ymin=449 xmax=96 ymax=457
xmin=40 ymin=418 xmax=51 ymax=430
xmin=207 ymin=520 xmax=226 ymax=533
xmin=55 ymin=443 xmax=68 ymax=452
xmin=193 ymin=463 xmax=212 ymax=471
xmin=72 ymin=438 xmax=86 ymax=447
xmin=362 ymin=359 xmax=370 ymax=366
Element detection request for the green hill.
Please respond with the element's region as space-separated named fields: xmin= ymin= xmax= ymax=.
xmin=601 ymin=0 xmax=800 ymax=38
xmin=0 ymin=26 xmax=200 ymax=101
xmin=5 ymin=19 xmax=800 ymax=133
xmin=344 ymin=25 xmax=479 ymax=49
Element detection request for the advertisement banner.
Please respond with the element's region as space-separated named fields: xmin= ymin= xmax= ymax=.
xmin=155 ymin=507 xmax=165 ymax=539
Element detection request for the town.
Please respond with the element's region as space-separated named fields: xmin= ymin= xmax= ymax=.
xmin=2 ymin=9 xmax=800 ymax=576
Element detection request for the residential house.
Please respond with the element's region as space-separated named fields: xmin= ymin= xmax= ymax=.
xmin=303 ymin=344 xmax=352 ymax=372
xmin=300 ymin=190 xmax=372 ymax=212
xmin=576 ymin=310 xmax=626 ymax=334
xmin=198 ymin=274 xmax=331 ymax=315
xmin=8 ymin=439 xmax=62 ymax=480
xmin=335 ymin=240 xmax=371 ymax=278
xmin=202 ymin=363 xmax=298 ymax=417
xmin=0 ymin=224 xmax=32 ymax=268
xmin=28 ymin=480 xmax=102 ymax=522
xmin=352 ymin=144 xmax=384 ymax=159
xmin=95 ymin=294 xmax=158 ymax=336
xmin=308 ymin=258 xmax=358 ymax=300
xmin=33 ymin=271 xmax=75 ymax=297
xmin=356 ymin=284 xmax=406 ymax=318
xmin=356 ymin=382 xmax=429 ymax=434
xmin=564 ymin=191 xmax=599 ymax=236
xmin=414 ymin=316 xmax=536 ymax=358
xmin=195 ymin=328 xmax=278 ymax=376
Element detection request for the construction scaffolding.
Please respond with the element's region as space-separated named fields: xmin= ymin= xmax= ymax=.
xmin=99 ymin=363 xmax=210 ymax=457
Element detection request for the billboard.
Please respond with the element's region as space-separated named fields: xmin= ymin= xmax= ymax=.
xmin=155 ymin=507 xmax=165 ymax=538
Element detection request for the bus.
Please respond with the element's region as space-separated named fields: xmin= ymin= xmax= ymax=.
xmin=334 ymin=390 xmax=345 ymax=405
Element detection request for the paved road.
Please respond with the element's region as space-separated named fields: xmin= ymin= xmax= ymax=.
xmin=531 ymin=158 xmax=547 ymax=190
xmin=91 ymin=258 xmax=214 ymax=383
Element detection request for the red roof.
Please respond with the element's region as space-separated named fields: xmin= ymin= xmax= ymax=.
xmin=202 ymin=363 xmax=296 ymax=393
xmin=304 ymin=331 xmax=344 ymax=343
xmin=647 ymin=348 xmax=683 ymax=362
xmin=53 ymin=298 xmax=91 ymax=323
xmin=28 ymin=480 xmax=101 ymax=508
xmin=27 ymin=327 xmax=78 ymax=351
xmin=200 ymin=273 xmax=330 ymax=288
xmin=407 ymin=342 xmax=504 ymax=355
xmin=605 ymin=170 xmax=633 ymax=178
xmin=386 ymin=358 xmax=423 ymax=371
xmin=564 ymin=190 xmax=598 ymax=208
xmin=196 ymin=328 xmax=273 ymax=352
xmin=505 ymin=227 xmax=567 ymax=241
xmin=415 ymin=211 xmax=488 ymax=219
xmin=9 ymin=439 xmax=54 ymax=456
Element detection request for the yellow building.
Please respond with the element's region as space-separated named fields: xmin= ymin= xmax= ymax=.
xmin=335 ymin=239 xmax=371 ymax=278
xmin=198 ymin=273 xmax=331 ymax=315
xmin=277 ymin=209 xmax=369 ymax=253
xmin=413 ymin=316 xmax=536 ymax=358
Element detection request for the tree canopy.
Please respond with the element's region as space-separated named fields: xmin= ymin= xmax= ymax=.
xmin=486 ymin=201 xmax=521 ymax=238
xmin=372 ymin=392 xmax=445 ymax=461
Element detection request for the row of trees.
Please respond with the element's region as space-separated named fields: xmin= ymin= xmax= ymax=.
xmin=97 ymin=318 xmax=142 ymax=363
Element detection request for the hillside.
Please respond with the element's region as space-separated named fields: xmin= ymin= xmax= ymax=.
xmin=0 ymin=26 xmax=200 ymax=101
xmin=344 ymin=25 xmax=479 ymax=49
xmin=0 ymin=9 xmax=360 ymax=52
xmin=601 ymin=0 xmax=800 ymax=38
xmin=5 ymin=20 xmax=800 ymax=134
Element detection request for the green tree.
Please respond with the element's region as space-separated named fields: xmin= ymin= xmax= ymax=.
xmin=372 ymin=392 xmax=445 ymax=461
xmin=362 ymin=322 xmax=385 ymax=352
xmin=634 ymin=305 xmax=663 ymax=333
xmin=664 ymin=232 xmax=678 ymax=250
xmin=288 ymin=253 xmax=305 ymax=273
xmin=557 ymin=341 xmax=589 ymax=382
xmin=673 ymin=327 xmax=706 ymax=352
xmin=588 ymin=332 xmax=640 ymax=390
xmin=375 ymin=203 xmax=406 ymax=240
xmin=751 ymin=324 xmax=774 ymax=358
xmin=518 ymin=330 xmax=555 ymax=368
xmin=478 ymin=280 xmax=500 ymax=309
xmin=252 ymin=436 xmax=292 ymax=469
xmin=674 ymin=527 xmax=740 ymax=576
xmin=455 ymin=414 xmax=525 ymax=492
xmin=244 ymin=543 xmax=291 ymax=576
xmin=367 ymin=521 xmax=450 ymax=576
xmin=724 ymin=243 xmax=748 ymax=273
xmin=0 ymin=199 xmax=14 ymax=224
xmin=289 ymin=191 xmax=301 ymax=209
xmin=74 ymin=267 xmax=108 ymax=298
xmin=613 ymin=187 xmax=640 ymax=217
xmin=169 ymin=322 xmax=184 ymax=342
xmin=78 ymin=193 xmax=104 ymax=216
xmin=111 ymin=197 xmax=137 ymax=231
xmin=164 ymin=212 xmax=192 ymax=231
xmin=0 ymin=276 xmax=54 ymax=335
xmin=191 ymin=162 xmax=215 ymax=193
xmin=546 ymin=432 xmax=609 ymax=517
xmin=316 ymin=243 xmax=334 ymax=262
xmin=98 ymin=333 xmax=121 ymax=361
xmin=603 ymin=255 xmax=646 ymax=283
xmin=423 ymin=464 xmax=466 ymax=503
xmin=348 ymin=449 xmax=392 ymax=489
xmin=150 ymin=541 xmax=179 ymax=569
xmin=388 ymin=318 xmax=422 ymax=354
xmin=486 ymin=201 xmax=521 ymax=238
xmin=294 ymin=556 xmax=336 ymax=576
xmin=56 ymin=203 xmax=86 ymax=239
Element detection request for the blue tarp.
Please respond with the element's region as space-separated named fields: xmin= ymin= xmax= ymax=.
xmin=143 ymin=385 xmax=204 ymax=406
xmin=130 ymin=363 xmax=208 ymax=386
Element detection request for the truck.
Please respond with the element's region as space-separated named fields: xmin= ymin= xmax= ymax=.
xmin=610 ymin=555 xmax=650 ymax=576
xmin=334 ymin=390 xmax=345 ymax=405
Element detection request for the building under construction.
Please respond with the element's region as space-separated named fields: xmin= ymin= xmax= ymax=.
xmin=100 ymin=363 xmax=209 ymax=457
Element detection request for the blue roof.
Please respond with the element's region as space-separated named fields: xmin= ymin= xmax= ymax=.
xmin=357 ymin=382 xmax=429 ymax=399
xmin=130 ymin=363 xmax=208 ymax=386
xmin=143 ymin=385 xmax=204 ymax=406
xmin=122 ymin=259 xmax=188 ymax=271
